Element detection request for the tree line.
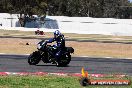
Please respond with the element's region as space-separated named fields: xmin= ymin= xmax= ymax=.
xmin=0 ymin=0 xmax=132 ymax=18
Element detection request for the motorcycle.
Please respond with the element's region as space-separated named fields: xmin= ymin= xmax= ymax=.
xmin=28 ymin=40 xmax=74 ymax=67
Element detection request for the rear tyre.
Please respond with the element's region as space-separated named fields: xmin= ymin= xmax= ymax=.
xmin=56 ymin=54 xmax=71 ymax=67
xmin=28 ymin=51 xmax=41 ymax=65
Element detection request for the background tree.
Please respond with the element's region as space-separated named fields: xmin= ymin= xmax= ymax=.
xmin=0 ymin=0 xmax=131 ymax=18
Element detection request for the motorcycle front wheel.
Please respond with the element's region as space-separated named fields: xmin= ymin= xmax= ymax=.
xmin=28 ymin=51 xmax=41 ymax=65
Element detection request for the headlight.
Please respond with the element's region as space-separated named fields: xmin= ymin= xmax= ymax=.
xmin=37 ymin=44 xmax=42 ymax=49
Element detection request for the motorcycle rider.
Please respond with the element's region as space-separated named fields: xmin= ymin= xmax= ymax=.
xmin=45 ymin=30 xmax=65 ymax=62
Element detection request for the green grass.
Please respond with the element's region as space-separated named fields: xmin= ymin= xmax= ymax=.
xmin=0 ymin=76 xmax=80 ymax=88
xmin=0 ymin=75 xmax=131 ymax=88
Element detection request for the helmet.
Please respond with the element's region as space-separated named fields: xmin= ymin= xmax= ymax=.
xmin=54 ymin=30 xmax=61 ymax=36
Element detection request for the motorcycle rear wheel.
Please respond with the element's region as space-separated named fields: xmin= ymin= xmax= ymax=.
xmin=56 ymin=54 xmax=71 ymax=67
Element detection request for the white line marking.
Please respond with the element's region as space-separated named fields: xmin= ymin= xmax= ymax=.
xmin=0 ymin=53 xmax=132 ymax=59
xmin=0 ymin=53 xmax=30 ymax=55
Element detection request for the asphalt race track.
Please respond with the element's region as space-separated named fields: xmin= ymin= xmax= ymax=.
xmin=0 ymin=54 xmax=132 ymax=75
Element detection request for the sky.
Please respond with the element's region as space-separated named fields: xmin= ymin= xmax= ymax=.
xmin=129 ymin=0 xmax=132 ymax=2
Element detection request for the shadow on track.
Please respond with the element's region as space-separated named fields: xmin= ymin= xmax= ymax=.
xmin=36 ymin=64 xmax=56 ymax=67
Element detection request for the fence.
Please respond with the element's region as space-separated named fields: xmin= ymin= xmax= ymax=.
xmin=0 ymin=13 xmax=132 ymax=36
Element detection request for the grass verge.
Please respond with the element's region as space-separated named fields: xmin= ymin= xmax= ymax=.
xmin=1 ymin=29 xmax=132 ymax=43
xmin=0 ymin=75 xmax=131 ymax=88
xmin=1 ymin=29 xmax=132 ymax=58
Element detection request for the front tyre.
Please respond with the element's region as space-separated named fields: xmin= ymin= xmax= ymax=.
xmin=28 ymin=51 xmax=41 ymax=65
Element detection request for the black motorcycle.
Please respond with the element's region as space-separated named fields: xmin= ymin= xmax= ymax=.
xmin=28 ymin=40 xmax=74 ymax=67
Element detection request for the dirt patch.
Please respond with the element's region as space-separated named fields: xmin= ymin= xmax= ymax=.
xmin=0 ymin=38 xmax=132 ymax=58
